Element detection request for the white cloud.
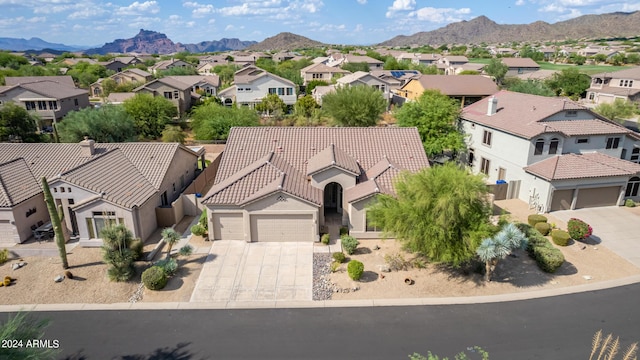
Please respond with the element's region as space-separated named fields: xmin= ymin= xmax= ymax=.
xmin=515 ymin=0 xmax=525 ymax=5
xmin=357 ymin=0 xmax=367 ymax=4
xmin=225 ymin=24 xmax=245 ymax=31
xmin=386 ymin=0 xmax=416 ymax=18
xmin=68 ymin=7 xmax=109 ymax=20
xmin=116 ymin=1 xmax=160 ymax=16
xmin=126 ymin=16 xmax=161 ymax=28
xmin=184 ymin=0 xmax=322 ymax=20
xmin=354 ymin=24 xmax=363 ymax=32
xmin=408 ymin=7 xmax=471 ymax=23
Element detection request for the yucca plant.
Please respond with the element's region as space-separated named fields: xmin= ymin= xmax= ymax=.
xmin=162 ymin=228 xmax=181 ymax=259
xmin=590 ymin=330 xmax=638 ymax=360
xmin=476 ymin=223 xmax=527 ymax=282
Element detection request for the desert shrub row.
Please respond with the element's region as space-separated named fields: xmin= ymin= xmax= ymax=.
xmin=551 ymin=229 xmax=571 ymax=246
xmin=517 ymin=223 xmax=565 ymax=273
xmin=527 ymin=214 xmax=548 ymax=227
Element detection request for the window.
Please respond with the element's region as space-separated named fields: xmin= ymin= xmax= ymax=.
xmin=174 ymin=91 xmax=179 ymax=99
xmin=161 ymin=191 xmax=168 ymax=206
xmin=566 ymin=110 xmax=577 ymax=117
xmin=622 ymin=149 xmax=627 ymax=160
xmin=268 ymin=87 xmax=276 ymax=94
xmin=631 ymin=148 xmax=640 ymax=163
xmin=25 ymin=101 xmax=36 ymax=110
xmin=286 ymin=88 xmax=293 ymax=96
xmin=87 ymin=211 xmax=120 ymax=239
xmin=626 ymin=177 xmax=640 ymax=197
xmin=606 ymin=137 xmax=621 ymax=149
xmin=534 ymin=139 xmax=544 ymax=155
xmin=38 ymin=101 xmax=46 ymax=110
xmin=365 ymin=213 xmax=379 ymax=232
xmin=163 ymin=91 xmax=173 ymax=99
xmin=68 ymin=199 xmax=74 ymax=205
xmin=172 ymin=183 xmax=176 ymax=192
xmin=48 ymin=101 xmax=58 ymax=110
xmin=482 ymin=130 xmax=492 ymax=146
xmin=60 ymin=187 xmax=65 ymax=193
xmin=576 ymin=138 xmax=589 ymax=144
xmin=468 ymin=148 xmax=475 ymax=166
xmin=549 ymin=138 xmax=559 ymax=155
xmin=74 ymin=98 xmax=79 ymax=106
xmin=480 ymin=157 xmax=490 ymax=175
xmin=277 ymin=87 xmax=284 ymax=95
xmin=589 ymin=93 xmax=595 ymax=100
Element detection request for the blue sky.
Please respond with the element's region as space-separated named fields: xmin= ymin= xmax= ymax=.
xmin=1 ymin=0 xmax=639 ymax=47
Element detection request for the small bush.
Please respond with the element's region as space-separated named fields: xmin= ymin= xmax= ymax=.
xmin=107 ymin=264 xmax=135 ymax=282
xmin=533 ymin=246 xmax=565 ymax=273
xmin=527 ymin=214 xmax=548 ymax=227
xmin=339 ymin=226 xmax=349 ymax=236
xmin=321 ymin=233 xmax=330 ymax=245
xmin=332 ymin=251 xmax=346 ymax=263
xmin=551 ymin=229 xmax=571 ymax=246
xmin=412 ymin=257 xmax=427 ymax=269
xmin=526 ymin=233 xmax=549 ymax=255
xmin=142 ymin=266 xmax=168 ymax=290
xmin=198 ymin=209 xmax=208 ymax=228
xmin=130 ymin=239 xmax=144 ymax=261
xmin=567 ymin=218 xmax=592 ymax=241
xmin=340 ymin=235 xmax=359 ymax=255
xmin=625 ymin=199 xmax=636 ymax=207
xmin=347 ymin=260 xmax=364 ymax=280
xmin=178 ymin=244 xmax=193 ymax=257
xmin=191 ymin=224 xmax=206 ymax=237
xmin=534 ymin=222 xmax=551 ymax=236
xmin=384 ymin=252 xmax=410 ymax=271
xmin=0 ymin=248 xmax=9 ymax=265
xmin=3 ymin=277 xmax=10 ymax=286
xmin=330 ymin=261 xmax=341 ymax=273
xmin=154 ymin=258 xmax=178 ymax=276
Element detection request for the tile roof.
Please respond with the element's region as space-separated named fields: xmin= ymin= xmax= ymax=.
xmin=461 ymin=90 xmax=633 ymax=139
xmin=411 ymin=75 xmax=499 ymax=96
xmin=301 ymin=63 xmax=349 ymax=74
xmin=0 ymin=80 xmax=87 ymax=99
xmin=165 ymin=75 xmax=221 ymax=88
xmin=525 ymin=152 xmax=640 ymax=181
xmin=591 ymin=66 xmax=640 ymax=80
xmin=501 ymin=57 xmax=540 ymax=68
xmin=233 ymin=66 xmax=294 ymax=86
xmin=515 ymin=70 xmax=558 ymax=81
xmin=587 ymin=85 xmax=640 ymax=97
xmin=344 ymin=157 xmax=401 ymax=203
xmin=4 ymin=76 xmax=75 ymax=88
xmin=0 ymin=158 xmax=41 ymax=207
xmin=205 ymin=127 xmax=429 ymax=206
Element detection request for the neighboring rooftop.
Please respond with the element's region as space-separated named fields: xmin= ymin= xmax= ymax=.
xmin=525 ymin=152 xmax=640 ymax=180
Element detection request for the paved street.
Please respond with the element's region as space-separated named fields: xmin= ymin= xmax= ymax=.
xmin=552 ymin=207 xmax=640 ymax=267
xmin=190 ymin=241 xmax=313 ymax=302
xmin=16 ymin=283 xmax=640 ymax=359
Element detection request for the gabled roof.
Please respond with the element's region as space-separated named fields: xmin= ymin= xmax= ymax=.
xmin=501 ymin=57 xmax=540 ymax=68
xmin=233 ymin=65 xmax=295 ymax=86
xmin=337 ymin=71 xmax=388 ymax=85
xmin=591 ymin=66 xmax=640 ymax=80
xmin=344 ymin=157 xmax=401 ymax=203
xmin=165 ymin=75 xmax=220 ymax=87
xmin=4 ymin=76 xmax=75 ymax=88
xmin=525 ymin=153 xmax=640 ymax=181
xmin=442 ymin=56 xmax=468 ymax=63
xmin=0 ymin=158 xmax=41 ymax=207
xmin=134 ymin=77 xmax=192 ymax=91
xmin=461 ymin=90 xmax=633 ymax=139
xmin=0 ymin=80 xmax=87 ymax=100
xmin=404 ymin=75 xmax=498 ymax=96
xmin=301 ymin=63 xmax=349 ymax=74
xmin=119 ymin=68 xmax=152 ymax=78
xmin=306 ymin=144 xmax=361 ymax=176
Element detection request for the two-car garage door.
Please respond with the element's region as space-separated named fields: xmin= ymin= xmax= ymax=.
xmin=550 ymin=186 xmax=620 ymax=211
xmin=250 ymin=214 xmax=314 ymax=242
xmin=212 ymin=213 xmax=244 ymax=240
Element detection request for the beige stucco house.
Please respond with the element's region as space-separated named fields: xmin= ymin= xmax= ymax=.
xmin=133 ymin=77 xmax=193 ymax=116
xmin=300 ymin=63 xmax=350 ymax=85
xmin=586 ymin=66 xmax=640 ymax=105
xmin=202 ymin=127 xmax=429 ymax=242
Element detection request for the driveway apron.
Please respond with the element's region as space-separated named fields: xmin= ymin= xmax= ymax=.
xmin=190 ymin=241 xmax=313 ymax=302
xmin=552 ymin=207 xmax=640 ymax=267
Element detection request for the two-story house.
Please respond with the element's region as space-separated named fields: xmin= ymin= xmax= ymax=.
xmin=460 ymin=91 xmax=640 ymax=212
xmin=133 ymin=77 xmax=193 ymax=116
xmin=396 ymin=53 xmax=441 ymax=66
xmin=396 ymin=75 xmax=498 ymax=106
xmin=0 ymin=77 xmax=90 ymax=130
xmin=438 ymin=56 xmax=469 ymax=75
xmin=586 ymin=67 xmax=640 ymax=105
xmin=501 ymin=57 xmax=541 ymax=77
xmin=327 ymin=54 xmax=384 ymax=70
xmin=148 ymin=59 xmax=193 ymax=75
xmin=165 ymin=75 xmax=221 ymax=97
xmin=300 ymin=63 xmax=350 ymax=85
xmin=90 ymin=68 xmax=154 ymax=97
xmin=217 ymin=66 xmax=297 ymax=107
xmin=335 ymin=71 xmax=392 ymax=100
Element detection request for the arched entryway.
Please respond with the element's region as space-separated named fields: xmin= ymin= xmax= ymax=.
xmin=324 ymin=182 xmax=343 ymax=219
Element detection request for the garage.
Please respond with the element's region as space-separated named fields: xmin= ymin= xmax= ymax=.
xmin=212 ymin=213 xmax=244 ymax=240
xmin=250 ymin=214 xmax=314 ymax=242
xmin=0 ymin=220 xmax=15 ymax=243
xmin=550 ymin=189 xmax=574 ymax=211
xmin=575 ymin=186 xmax=620 ymax=209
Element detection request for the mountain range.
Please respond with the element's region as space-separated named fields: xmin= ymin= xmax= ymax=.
xmin=0 ymin=37 xmax=84 ymax=52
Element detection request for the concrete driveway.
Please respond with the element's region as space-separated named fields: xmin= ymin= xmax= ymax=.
xmin=190 ymin=241 xmax=313 ymax=303
xmin=552 ymin=207 xmax=640 ymax=267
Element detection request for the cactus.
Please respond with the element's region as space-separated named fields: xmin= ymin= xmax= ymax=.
xmin=41 ymin=177 xmax=69 ymax=269
xmin=3 ymin=278 xmax=11 ymax=286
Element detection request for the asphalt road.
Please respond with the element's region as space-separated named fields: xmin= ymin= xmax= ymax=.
xmin=6 ymin=283 xmax=640 ymax=360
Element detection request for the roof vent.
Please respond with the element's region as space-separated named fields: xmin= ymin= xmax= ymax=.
xmin=487 ymin=96 xmax=498 ymax=116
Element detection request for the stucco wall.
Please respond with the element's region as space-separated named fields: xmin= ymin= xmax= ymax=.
xmin=348 ymin=197 xmax=383 ymax=239
xmin=9 ymin=194 xmax=48 ymax=243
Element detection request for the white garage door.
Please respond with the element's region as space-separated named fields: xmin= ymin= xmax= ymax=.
xmin=0 ymin=220 xmax=15 ymax=243
xmin=212 ymin=213 xmax=244 ymax=240
xmin=250 ymin=214 xmax=314 ymax=242
xmin=575 ymin=186 xmax=620 ymax=209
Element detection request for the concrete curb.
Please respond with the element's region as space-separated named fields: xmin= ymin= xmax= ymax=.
xmin=2 ymin=274 xmax=639 ymax=313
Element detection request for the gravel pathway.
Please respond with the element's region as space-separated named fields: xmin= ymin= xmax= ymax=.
xmin=312 ymin=253 xmax=333 ymax=300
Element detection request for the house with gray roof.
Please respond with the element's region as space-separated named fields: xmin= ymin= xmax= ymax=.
xmin=90 ymin=68 xmax=153 ymax=97
xmin=300 ymin=62 xmax=350 ymax=85
xmin=0 ymin=140 xmax=206 ymax=244
xmin=202 ymin=127 xmax=429 ymax=242
xmin=0 ymin=77 xmax=90 ymax=130
xmin=501 ymin=57 xmax=541 ymax=77
xmin=460 ymin=90 xmax=640 ymax=212
xmin=133 ymin=77 xmax=193 ymax=116
xmin=217 ymin=66 xmax=296 ymax=107
xmin=586 ymin=66 xmax=640 ymax=106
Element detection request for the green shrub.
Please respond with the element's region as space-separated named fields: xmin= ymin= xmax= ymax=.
xmin=107 ymin=263 xmax=135 ymax=282
xmin=625 ymin=199 xmax=636 ymax=207
xmin=199 ymin=209 xmax=208 ymax=227
xmin=191 ymin=224 xmax=206 ymax=237
xmin=527 ymin=214 xmax=548 ymax=227
xmin=130 ymin=239 xmax=144 ymax=261
xmin=533 ymin=246 xmax=565 ymax=273
xmin=551 ymin=229 xmax=571 ymax=246
xmin=330 ymin=261 xmax=341 ymax=273
xmin=339 ymin=226 xmax=349 ymax=236
xmin=142 ymin=266 xmax=168 ymax=290
xmin=567 ymin=218 xmax=592 ymax=241
xmin=321 ymin=233 xmax=330 ymax=245
xmin=0 ymin=248 xmax=9 ymax=265
xmin=384 ymin=252 xmax=410 ymax=271
xmin=412 ymin=257 xmax=427 ymax=269
xmin=178 ymin=244 xmax=193 ymax=256
xmin=347 ymin=260 xmax=364 ymax=280
xmin=332 ymin=251 xmax=346 ymax=263
xmin=526 ymin=233 xmax=549 ymax=255
xmin=534 ymin=222 xmax=551 ymax=236
xmin=340 ymin=235 xmax=359 ymax=255
xmin=154 ymin=258 xmax=178 ymax=276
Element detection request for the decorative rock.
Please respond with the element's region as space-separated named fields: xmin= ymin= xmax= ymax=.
xmin=54 ymin=275 xmax=64 ymax=283
xmin=583 ymin=275 xmax=592 ymax=280
xmin=351 ymin=283 xmax=360 ymax=291
xmin=378 ymin=264 xmax=391 ymax=273
xmin=373 ymin=245 xmax=380 ymax=250
xmin=12 ymin=263 xmax=20 ymax=270
xmin=18 ymin=262 xmax=26 ymax=267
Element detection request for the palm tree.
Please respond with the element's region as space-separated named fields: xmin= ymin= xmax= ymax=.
xmin=476 ymin=223 xmax=527 ymax=282
xmin=162 ymin=228 xmax=181 ymax=260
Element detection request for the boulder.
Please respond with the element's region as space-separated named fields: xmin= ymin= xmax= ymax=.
xmin=378 ymin=264 xmax=391 ymax=273
xmin=54 ymin=275 xmax=64 ymax=283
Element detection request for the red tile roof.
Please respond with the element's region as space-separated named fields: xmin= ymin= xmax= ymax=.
xmin=525 ymin=152 xmax=640 ymax=180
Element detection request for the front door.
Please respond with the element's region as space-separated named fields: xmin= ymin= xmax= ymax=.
xmin=498 ymin=167 xmax=507 ymax=181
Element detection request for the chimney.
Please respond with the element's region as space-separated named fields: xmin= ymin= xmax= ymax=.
xmin=487 ymin=96 xmax=498 ymax=116
xmin=80 ymin=136 xmax=95 ymax=156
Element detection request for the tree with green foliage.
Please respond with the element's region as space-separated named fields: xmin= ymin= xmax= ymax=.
xmin=0 ymin=312 xmax=60 ymax=360
xmin=67 ymin=62 xmax=110 ymax=88
xmin=191 ymin=103 xmax=260 ymax=140
xmin=101 ymin=224 xmax=136 ymax=281
xmin=476 ymin=223 xmax=527 ymax=281
xmin=507 ymin=79 xmax=555 ymax=97
xmin=484 ymin=58 xmax=508 ymax=85
xmin=458 ymin=70 xmax=480 ymax=75
xmin=256 ymin=93 xmax=287 ymax=117
xmin=305 ymin=80 xmax=329 ymax=94
xmin=410 ymin=346 xmax=489 ymax=360
xmin=162 ymin=227 xmax=181 ymax=260
xmin=626 ymin=53 xmax=640 ymax=65
xmin=395 ymin=89 xmax=465 ymax=156
xmin=123 ymin=93 xmax=178 ymax=139
xmin=56 ymin=106 xmax=137 ymax=143
xmin=546 ymin=67 xmax=591 ymax=100
xmin=41 ymin=177 xmax=68 ymax=269
xmin=213 ymin=64 xmax=240 ymax=87
xmin=593 ymin=98 xmax=638 ymax=123
xmin=0 ymin=102 xmax=41 ymax=142
xmin=468 ymin=47 xmax=492 ymax=59
xmin=321 ymin=85 xmax=386 ymax=127
xmin=341 ymin=62 xmax=370 ymax=73
xmin=0 ymin=52 xmax=29 ymax=69
xmin=367 ymin=163 xmax=494 ymax=267
xmin=161 ymin=124 xmax=186 ymax=143
xmin=294 ymin=95 xmax=319 ymax=119
xmin=568 ymin=53 xmax=586 ymax=65
xmin=156 ymin=66 xmax=198 ymax=77
xmin=519 ymin=46 xmax=544 ymax=61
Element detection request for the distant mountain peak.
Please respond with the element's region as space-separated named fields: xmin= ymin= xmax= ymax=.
xmin=247 ymin=32 xmax=324 ymax=51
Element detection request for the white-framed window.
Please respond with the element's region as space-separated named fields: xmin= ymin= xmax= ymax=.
xmin=480 ymin=157 xmax=490 ymax=175
xmin=268 ymin=87 xmax=276 ymax=94
xmin=482 ymin=130 xmax=492 ymax=146
xmin=626 ymin=176 xmax=640 ymax=197
xmin=163 ymin=91 xmax=173 ymax=99
xmin=468 ymin=148 xmax=475 ymax=167
xmin=365 ymin=212 xmax=379 ymax=232
xmin=286 ymin=88 xmax=294 ymax=96
xmin=606 ymin=137 xmax=621 ymax=149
